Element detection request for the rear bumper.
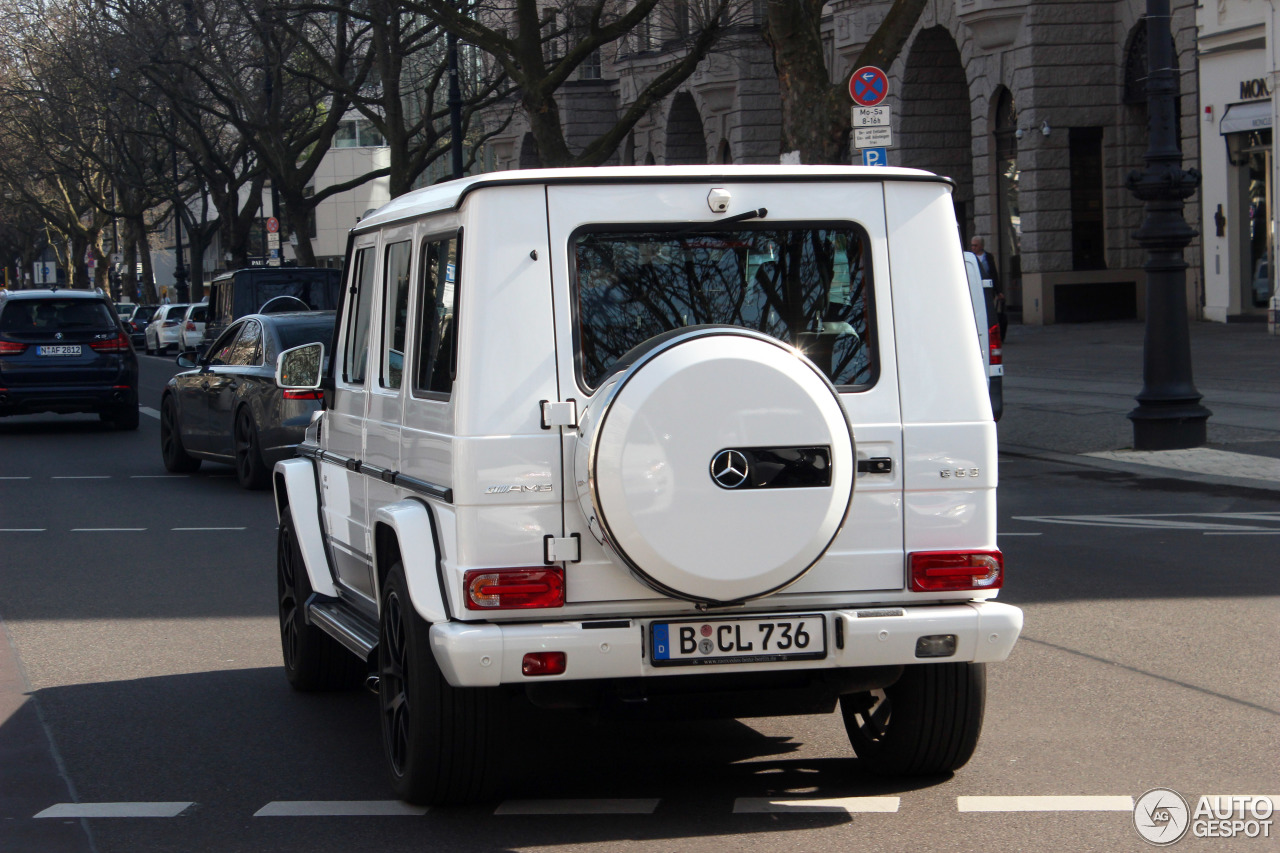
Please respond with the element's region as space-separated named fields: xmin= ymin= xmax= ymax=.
xmin=429 ymin=601 xmax=1023 ymax=688
xmin=0 ymin=384 xmax=136 ymax=415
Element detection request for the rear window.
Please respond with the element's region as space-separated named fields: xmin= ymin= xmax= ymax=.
xmin=133 ymin=306 xmax=158 ymax=322
xmin=0 ymin=299 xmax=117 ymax=332
xmin=277 ymin=321 xmax=335 ymax=352
xmin=190 ymin=305 xmax=207 ymax=322
xmin=573 ymin=225 xmax=876 ymax=390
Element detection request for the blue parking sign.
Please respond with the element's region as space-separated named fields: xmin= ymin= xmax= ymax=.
xmin=862 ymin=147 xmax=888 ymax=167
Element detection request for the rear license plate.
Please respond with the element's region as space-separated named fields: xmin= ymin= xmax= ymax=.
xmin=37 ymin=345 xmax=81 ymax=356
xmin=650 ymin=615 xmax=826 ymax=667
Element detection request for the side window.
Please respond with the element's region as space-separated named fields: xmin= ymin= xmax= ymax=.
xmin=381 ymin=241 xmax=412 ymax=389
xmin=414 ymin=234 xmax=460 ymax=396
xmin=231 ymin=320 xmax=263 ymax=366
xmin=207 ymin=322 xmax=243 ymax=366
xmin=343 ymin=246 xmax=377 ymax=384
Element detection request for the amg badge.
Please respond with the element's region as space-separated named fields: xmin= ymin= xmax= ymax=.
xmin=485 ymin=483 xmax=553 ymax=495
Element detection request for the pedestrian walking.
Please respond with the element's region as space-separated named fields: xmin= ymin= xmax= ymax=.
xmin=970 ymin=236 xmax=1006 ymax=339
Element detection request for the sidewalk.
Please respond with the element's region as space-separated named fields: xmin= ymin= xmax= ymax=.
xmin=996 ymin=319 xmax=1280 ymax=492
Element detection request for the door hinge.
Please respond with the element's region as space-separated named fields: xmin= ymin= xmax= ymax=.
xmin=540 ymin=399 xmax=578 ymax=429
xmin=544 ymin=533 xmax=581 ymax=564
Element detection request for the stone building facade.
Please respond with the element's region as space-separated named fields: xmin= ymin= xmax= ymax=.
xmin=484 ymin=0 xmax=1202 ymax=325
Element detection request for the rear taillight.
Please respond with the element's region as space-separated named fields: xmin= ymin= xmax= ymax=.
xmin=163 ymin=319 xmax=180 ymax=327
xmin=464 ymin=567 xmax=565 ymax=610
xmin=988 ymin=324 xmax=1002 ymax=366
xmin=909 ymin=551 xmax=1003 ymax=592
xmin=0 ymin=340 xmax=26 ymax=355
xmin=90 ymin=333 xmax=131 ymax=352
xmin=185 ymin=320 xmax=196 ymax=331
xmin=282 ymin=389 xmax=324 ymax=400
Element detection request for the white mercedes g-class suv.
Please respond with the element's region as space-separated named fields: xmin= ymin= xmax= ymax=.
xmin=272 ymin=166 xmax=1022 ymax=805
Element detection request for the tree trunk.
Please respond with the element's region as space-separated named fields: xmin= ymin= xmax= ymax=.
xmin=764 ymin=0 xmax=927 ymax=165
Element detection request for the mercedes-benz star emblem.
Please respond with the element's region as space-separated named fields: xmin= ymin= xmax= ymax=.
xmin=710 ymin=449 xmax=749 ymax=489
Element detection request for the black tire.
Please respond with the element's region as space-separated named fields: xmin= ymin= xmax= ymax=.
xmin=840 ymin=662 xmax=986 ymax=776
xmin=160 ymin=395 xmax=201 ymax=472
xmin=144 ymin=337 xmax=154 ymax=356
xmin=234 ymin=408 xmax=269 ymax=490
xmin=277 ymin=511 xmax=364 ymax=691
xmin=379 ymin=562 xmax=504 ymax=805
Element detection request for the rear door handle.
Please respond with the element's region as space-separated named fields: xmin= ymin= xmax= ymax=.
xmin=857 ymin=458 xmax=893 ymax=474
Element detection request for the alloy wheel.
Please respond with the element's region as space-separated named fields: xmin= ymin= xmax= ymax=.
xmin=277 ymin=524 xmax=299 ymax=672
xmin=380 ymin=591 xmax=411 ymax=777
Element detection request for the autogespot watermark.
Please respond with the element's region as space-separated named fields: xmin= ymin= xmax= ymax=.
xmin=1134 ymin=788 xmax=1274 ymax=845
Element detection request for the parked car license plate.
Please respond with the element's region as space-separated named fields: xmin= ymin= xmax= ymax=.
xmin=37 ymin=345 xmax=81 ymax=356
xmin=650 ymin=615 xmax=826 ymax=667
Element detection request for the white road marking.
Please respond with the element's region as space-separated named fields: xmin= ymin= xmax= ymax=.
xmin=734 ymin=797 xmax=900 ymax=814
xmin=51 ymin=475 xmax=110 ymax=480
xmin=998 ymin=532 xmax=1042 ymax=537
xmin=255 ymin=801 xmax=427 ymax=817
xmin=495 ymin=799 xmax=661 ymax=815
xmin=35 ymin=802 xmax=193 ymax=818
xmin=958 ymin=796 xmax=1134 ymax=812
xmin=1013 ymin=513 xmax=1280 ymax=533
xmin=140 ymin=406 xmax=160 ymax=419
xmin=172 ymin=527 xmax=246 ymax=531
xmin=71 ymin=528 xmax=146 ymax=532
xmin=1204 ymin=531 xmax=1280 ymax=536
xmin=0 ymin=528 xmax=45 ymax=532
xmin=0 ymin=476 xmax=32 ymax=480
xmin=131 ymin=474 xmax=188 ymax=479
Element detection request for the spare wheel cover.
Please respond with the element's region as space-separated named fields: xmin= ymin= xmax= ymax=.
xmin=575 ymin=328 xmax=855 ymax=604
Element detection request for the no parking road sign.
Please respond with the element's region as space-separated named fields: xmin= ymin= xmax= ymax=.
xmin=849 ymin=66 xmax=888 ymax=108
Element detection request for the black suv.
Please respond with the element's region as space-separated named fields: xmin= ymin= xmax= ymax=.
xmin=0 ymin=288 xmax=139 ymax=429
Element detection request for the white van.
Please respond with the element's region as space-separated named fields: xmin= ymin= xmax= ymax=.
xmin=271 ymin=166 xmax=1022 ymax=804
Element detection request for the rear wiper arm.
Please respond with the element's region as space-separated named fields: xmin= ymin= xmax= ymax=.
xmin=672 ymin=207 xmax=767 ymax=234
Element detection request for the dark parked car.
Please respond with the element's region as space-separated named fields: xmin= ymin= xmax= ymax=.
xmin=0 ymin=288 xmax=139 ymax=429
xmin=124 ymin=304 xmax=158 ymax=347
xmin=202 ymin=267 xmax=342 ymax=353
xmin=160 ymin=311 xmax=336 ymax=488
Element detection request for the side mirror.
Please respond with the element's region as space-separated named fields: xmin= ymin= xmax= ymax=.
xmin=276 ymin=342 xmax=324 ymax=389
xmin=176 ymin=351 xmax=198 ymax=368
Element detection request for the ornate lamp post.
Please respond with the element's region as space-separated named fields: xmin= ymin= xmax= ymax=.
xmin=1126 ymin=0 xmax=1210 ymax=449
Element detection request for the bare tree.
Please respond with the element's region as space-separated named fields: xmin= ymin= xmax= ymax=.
xmin=412 ymin=0 xmax=743 ymax=167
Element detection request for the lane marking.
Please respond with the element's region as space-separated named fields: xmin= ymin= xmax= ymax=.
xmin=0 ymin=528 xmax=45 ymax=532
xmin=172 ymin=527 xmax=247 ymax=531
xmin=51 ymin=476 xmax=110 ymax=480
xmin=35 ymin=802 xmax=194 ymax=818
xmin=495 ymin=799 xmax=661 ymax=815
xmin=1013 ymin=513 xmax=1280 ymax=533
xmin=734 ymin=797 xmax=900 ymax=814
xmin=1204 ymin=531 xmax=1280 ymax=536
xmin=140 ymin=406 xmax=161 ymax=420
xmin=958 ymin=795 xmax=1134 ymax=812
xmin=998 ymin=532 xmax=1042 ymax=537
xmin=131 ymin=475 xmax=189 ymax=479
xmin=255 ymin=801 xmax=427 ymax=817
xmin=71 ymin=528 xmax=146 ymax=532
xmin=0 ymin=476 xmax=32 ymax=480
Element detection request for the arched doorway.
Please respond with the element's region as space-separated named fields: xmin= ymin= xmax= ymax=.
xmin=992 ymin=88 xmax=1020 ymax=323
xmin=665 ymin=92 xmax=707 ymax=165
xmin=899 ymin=27 xmax=973 ymax=236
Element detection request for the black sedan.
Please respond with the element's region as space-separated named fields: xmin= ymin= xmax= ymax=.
xmin=124 ymin=304 xmax=158 ymax=347
xmin=0 ymin=288 xmax=139 ymax=429
xmin=160 ymin=311 xmax=334 ymax=489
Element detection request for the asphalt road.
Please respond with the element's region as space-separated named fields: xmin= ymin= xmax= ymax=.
xmin=1 ymin=354 xmax=1276 ymax=852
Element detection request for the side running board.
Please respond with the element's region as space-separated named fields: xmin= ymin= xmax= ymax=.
xmin=306 ymin=594 xmax=379 ymax=660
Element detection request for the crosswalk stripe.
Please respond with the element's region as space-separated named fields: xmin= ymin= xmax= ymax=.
xmin=255 ymin=801 xmax=428 ymax=817
xmin=495 ymin=799 xmax=661 ymax=815
xmin=35 ymin=802 xmax=193 ymax=818
xmin=958 ymin=796 xmax=1134 ymax=812
xmin=140 ymin=406 xmax=161 ymax=419
xmin=734 ymin=797 xmax=900 ymax=814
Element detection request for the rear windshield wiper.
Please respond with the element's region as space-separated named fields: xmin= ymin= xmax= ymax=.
xmin=671 ymin=207 xmax=767 ymax=234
